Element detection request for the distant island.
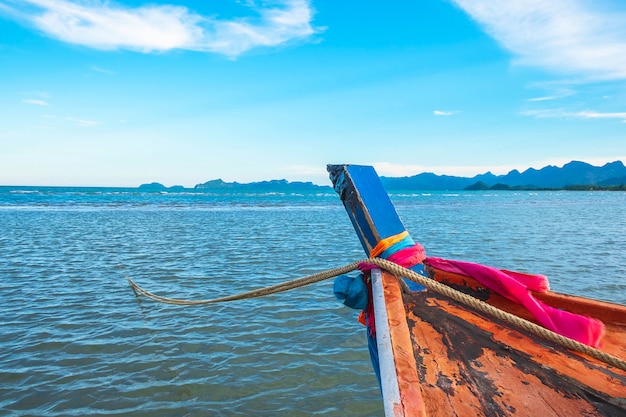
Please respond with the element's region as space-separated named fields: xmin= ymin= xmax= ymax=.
xmin=138 ymin=182 xmax=186 ymax=191
xmin=139 ymin=179 xmax=331 ymax=192
xmin=194 ymin=178 xmax=329 ymax=192
xmin=140 ymin=160 xmax=626 ymax=192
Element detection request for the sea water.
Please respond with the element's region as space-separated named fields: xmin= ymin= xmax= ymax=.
xmin=1 ymin=187 xmax=624 ymax=416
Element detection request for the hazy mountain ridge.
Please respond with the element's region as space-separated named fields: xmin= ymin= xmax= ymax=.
xmin=139 ymin=160 xmax=626 ymax=191
xmin=380 ymin=160 xmax=626 ymax=190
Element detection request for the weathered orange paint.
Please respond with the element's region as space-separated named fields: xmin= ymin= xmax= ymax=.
xmin=378 ymin=269 xmax=626 ymax=417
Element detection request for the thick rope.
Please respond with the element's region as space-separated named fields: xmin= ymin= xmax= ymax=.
xmin=126 ymin=258 xmax=626 ymax=372
xmin=125 ymin=261 xmax=361 ymax=306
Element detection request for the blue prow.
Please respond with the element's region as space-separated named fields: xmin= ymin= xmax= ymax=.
xmin=327 ymin=164 xmax=407 ymax=255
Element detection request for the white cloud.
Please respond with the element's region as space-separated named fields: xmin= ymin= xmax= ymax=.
xmin=526 ymin=95 xmax=567 ymax=101
xmin=452 ymin=0 xmax=626 ymax=80
xmin=524 ymin=82 xmax=576 ymax=102
xmin=433 ymin=110 xmax=457 ymax=116
xmin=22 ymin=98 xmax=49 ymax=106
xmin=66 ymin=117 xmax=99 ymax=126
xmin=521 ymin=108 xmax=626 ymax=122
xmin=77 ymin=119 xmax=99 ymax=127
xmin=5 ymin=0 xmax=318 ymax=56
xmin=574 ymin=110 xmax=626 ymax=120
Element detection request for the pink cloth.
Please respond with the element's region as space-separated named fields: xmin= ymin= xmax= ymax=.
xmin=423 ymin=257 xmax=605 ymax=348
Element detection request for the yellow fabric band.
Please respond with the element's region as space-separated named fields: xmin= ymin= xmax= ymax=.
xmin=369 ymin=231 xmax=409 ymax=258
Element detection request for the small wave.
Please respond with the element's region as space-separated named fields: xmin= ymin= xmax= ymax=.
xmin=8 ymin=190 xmax=40 ymax=194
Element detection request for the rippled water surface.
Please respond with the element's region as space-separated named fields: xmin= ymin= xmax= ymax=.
xmin=1 ymin=187 xmax=624 ymax=416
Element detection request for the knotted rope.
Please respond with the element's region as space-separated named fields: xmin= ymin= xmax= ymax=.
xmin=126 ymin=258 xmax=626 ymax=372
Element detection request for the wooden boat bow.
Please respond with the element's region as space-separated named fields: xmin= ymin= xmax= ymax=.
xmin=328 ymin=164 xmax=626 ymax=417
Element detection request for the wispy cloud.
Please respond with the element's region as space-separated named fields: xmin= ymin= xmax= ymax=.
xmin=452 ymin=0 xmax=626 ymax=80
xmin=91 ymin=66 xmax=115 ymax=75
xmin=521 ymin=108 xmax=626 ymax=122
xmin=526 ymin=86 xmax=575 ymax=102
xmin=574 ymin=110 xmax=626 ymax=120
xmin=22 ymin=98 xmax=49 ymax=106
xmin=77 ymin=119 xmax=99 ymax=127
xmin=2 ymin=0 xmax=318 ymax=57
xmin=527 ymin=96 xmax=559 ymax=102
xmin=433 ymin=110 xmax=458 ymax=116
xmin=66 ymin=117 xmax=100 ymax=127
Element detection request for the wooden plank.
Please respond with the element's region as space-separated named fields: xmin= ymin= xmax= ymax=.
xmin=371 ymin=269 xmax=404 ymax=416
xmin=372 ymin=269 xmax=427 ymax=417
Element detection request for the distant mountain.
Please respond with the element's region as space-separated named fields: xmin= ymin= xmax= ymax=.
xmin=194 ymin=178 xmax=332 ymax=192
xmin=380 ymin=161 xmax=626 ymax=190
xmin=141 ymin=160 xmax=625 ymax=192
xmin=138 ymin=182 xmax=185 ymax=191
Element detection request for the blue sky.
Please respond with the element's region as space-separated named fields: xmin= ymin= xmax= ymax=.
xmin=1 ymin=0 xmax=625 ymax=186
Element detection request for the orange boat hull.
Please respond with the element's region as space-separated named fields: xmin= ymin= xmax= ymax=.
xmin=378 ymin=268 xmax=626 ymax=417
